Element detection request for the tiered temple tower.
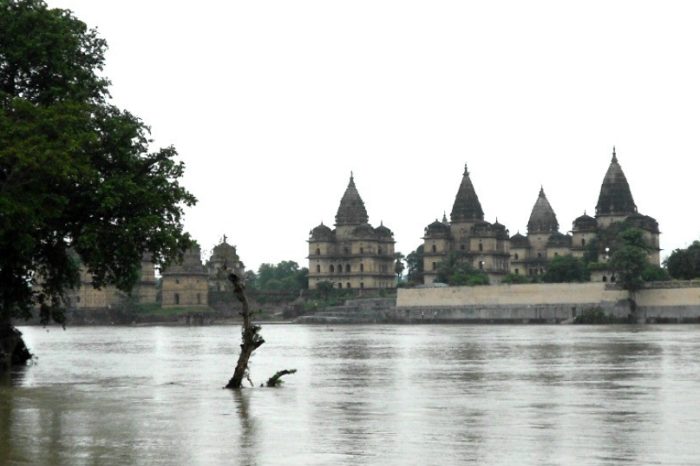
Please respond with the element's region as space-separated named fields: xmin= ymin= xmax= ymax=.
xmin=422 ymin=164 xmax=510 ymax=284
xmin=308 ymin=174 xmax=395 ymax=290
xmin=510 ymin=187 xmax=571 ymax=277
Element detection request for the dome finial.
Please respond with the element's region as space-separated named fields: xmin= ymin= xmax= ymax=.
xmin=442 ymin=211 xmax=448 ymax=223
xmin=464 ymin=163 xmax=469 ymax=175
xmin=612 ymin=146 xmax=617 ymax=163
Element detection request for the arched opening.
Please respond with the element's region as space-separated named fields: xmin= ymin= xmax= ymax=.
xmin=432 ymin=244 xmax=437 ymax=253
xmin=330 ymin=265 xmax=335 ymax=273
xmin=346 ymin=282 xmax=351 ymax=289
xmin=345 ymin=264 xmax=351 ymax=272
xmin=315 ymin=248 xmax=320 ymax=255
xmin=175 ymin=293 xmax=180 ymax=305
xmin=581 ymin=238 xmax=586 ymax=247
xmin=337 ymin=282 xmax=342 ymax=289
xmin=514 ymin=253 xmax=519 ymax=260
xmin=478 ymin=243 xmax=483 ymax=252
xmin=378 ymin=247 xmax=383 ymax=255
xmin=360 ymin=263 xmax=364 ymax=272
xmin=316 ymin=265 xmax=321 ymax=273
xmin=602 ymin=275 xmax=608 ymax=282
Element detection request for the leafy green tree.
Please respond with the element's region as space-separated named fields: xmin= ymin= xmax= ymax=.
xmin=665 ymin=241 xmax=700 ymax=280
xmin=609 ymin=228 xmax=651 ymax=293
xmin=394 ymin=252 xmax=405 ymax=281
xmin=436 ymin=252 xmax=489 ymax=286
xmin=641 ymin=264 xmax=671 ymax=282
xmin=501 ymin=273 xmax=531 ymax=284
xmin=253 ymin=261 xmax=308 ymax=292
xmin=543 ymin=255 xmax=590 ymax=283
xmin=1 ymin=0 xmax=195 ymax=367
xmin=406 ymin=245 xmax=424 ymax=285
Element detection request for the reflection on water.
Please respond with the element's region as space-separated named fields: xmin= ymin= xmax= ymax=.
xmin=2 ymin=325 xmax=700 ymax=465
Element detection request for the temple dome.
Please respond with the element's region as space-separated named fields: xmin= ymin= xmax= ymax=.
xmin=310 ymin=223 xmax=333 ymax=240
xmin=547 ymin=232 xmax=572 ymax=248
xmin=595 ymin=148 xmax=637 ymax=216
xmin=450 ymin=164 xmax=484 ymax=223
xmin=424 ymin=219 xmax=451 ymax=238
xmin=510 ymin=232 xmax=529 ymax=248
xmin=573 ymin=213 xmax=597 ymax=231
xmin=527 ymin=187 xmax=559 ymax=235
xmin=335 ymin=174 xmax=369 ymax=226
xmin=375 ymin=222 xmax=393 ymax=238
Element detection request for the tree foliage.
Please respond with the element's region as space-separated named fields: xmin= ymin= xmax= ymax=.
xmin=406 ymin=245 xmax=424 ymax=285
xmin=500 ymin=273 xmax=530 ymax=284
xmin=543 ymin=255 xmax=590 ymax=283
xmin=0 ymin=0 xmax=195 ymax=325
xmin=394 ymin=252 xmax=405 ymax=281
xmin=252 ymin=261 xmax=308 ymax=292
xmin=436 ymin=252 xmax=489 ymax=286
xmin=609 ymin=228 xmax=651 ymax=292
xmin=665 ymin=241 xmax=700 ymax=280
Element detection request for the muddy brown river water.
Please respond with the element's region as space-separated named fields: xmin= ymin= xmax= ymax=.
xmin=2 ymin=324 xmax=700 ymax=465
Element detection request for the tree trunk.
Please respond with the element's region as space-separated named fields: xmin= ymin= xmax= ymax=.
xmin=0 ymin=321 xmax=32 ymax=372
xmin=225 ymin=272 xmax=264 ymax=389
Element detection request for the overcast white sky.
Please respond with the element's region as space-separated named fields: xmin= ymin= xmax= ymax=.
xmin=47 ymin=0 xmax=700 ymax=271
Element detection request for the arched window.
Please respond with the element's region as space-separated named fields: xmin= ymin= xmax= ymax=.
xmin=581 ymin=238 xmax=586 ymax=247
xmin=337 ymin=282 xmax=342 ymax=288
xmin=479 ymin=261 xmax=484 ymax=270
xmin=346 ymin=282 xmax=351 ymax=288
xmin=316 ymin=265 xmax=321 ymax=273
xmin=315 ymin=248 xmax=320 ymax=255
xmin=611 ymin=275 xmax=616 ymax=283
xmin=330 ymin=265 xmax=335 ymax=273
xmin=360 ymin=263 xmax=364 ymax=272
xmin=537 ymin=252 xmax=542 ymax=258
xmin=432 ymin=262 xmax=437 ymax=270
xmin=554 ymin=252 xmax=559 ymax=257
xmin=175 ymin=293 xmax=180 ymax=305
xmin=345 ymin=264 xmax=351 ymax=272
xmin=478 ymin=243 xmax=483 ymax=252
xmin=514 ymin=253 xmax=519 ymax=260
xmin=344 ymin=247 xmax=349 ymax=254
xmin=338 ymin=264 xmax=342 ymax=273
xmin=378 ymin=247 xmax=383 ymax=255
xmin=460 ymin=244 xmax=465 ymax=251
xmin=360 ymin=247 xmax=364 ymax=254
xmin=515 ymin=268 xmax=519 ymax=275
xmin=432 ymin=244 xmax=437 ymax=253
xmin=360 ymin=282 xmax=364 ymax=289
xmin=602 ymin=275 xmax=608 ymax=282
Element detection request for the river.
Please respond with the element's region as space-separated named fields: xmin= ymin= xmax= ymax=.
xmin=2 ymin=324 xmax=700 ymax=465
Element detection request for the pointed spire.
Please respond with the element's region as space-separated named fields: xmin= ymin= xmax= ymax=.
xmin=442 ymin=211 xmax=448 ymax=223
xmin=527 ymin=186 xmax=559 ymax=234
xmin=596 ymin=148 xmax=637 ymax=216
xmin=335 ymin=173 xmax=369 ymax=226
xmin=450 ymin=163 xmax=484 ymax=223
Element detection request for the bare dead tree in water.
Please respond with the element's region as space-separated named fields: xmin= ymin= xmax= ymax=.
xmin=224 ymin=270 xmax=295 ymax=389
xmin=225 ymin=271 xmax=264 ymax=389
